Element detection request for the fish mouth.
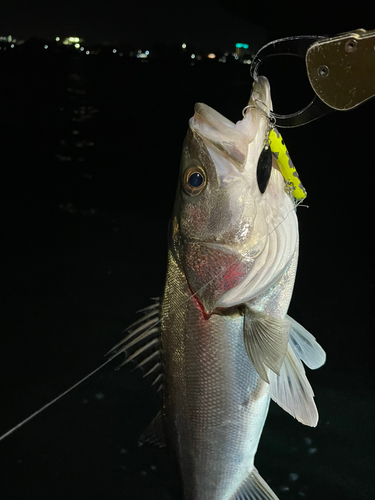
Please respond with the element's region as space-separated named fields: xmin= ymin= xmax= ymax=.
xmin=190 ymin=76 xmax=272 ymax=174
xmin=181 ymin=76 xmax=299 ymax=313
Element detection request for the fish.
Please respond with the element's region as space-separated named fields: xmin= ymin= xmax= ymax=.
xmin=111 ymin=75 xmax=326 ymax=500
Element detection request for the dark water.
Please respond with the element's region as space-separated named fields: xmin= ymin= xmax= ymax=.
xmin=1 ymin=49 xmax=375 ymax=499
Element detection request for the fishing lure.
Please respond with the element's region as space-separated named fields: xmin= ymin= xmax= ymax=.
xmin=269 ymin=128 xmax=307 ymax=200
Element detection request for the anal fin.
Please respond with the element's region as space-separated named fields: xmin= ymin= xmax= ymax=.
xmin=233 ymin=467 xmax=279 ymax=500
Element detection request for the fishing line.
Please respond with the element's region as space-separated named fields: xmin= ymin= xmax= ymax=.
xmin=0 ymin=196 xmax=301 ymax=442
xmin=0 ymin=358 xmax=117 ymax=442
xmin=0 ymin=111 xmax=307 ymax=443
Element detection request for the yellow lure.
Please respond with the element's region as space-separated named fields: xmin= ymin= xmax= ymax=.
xmin=269 ymin=128 xmax=307 ymax=200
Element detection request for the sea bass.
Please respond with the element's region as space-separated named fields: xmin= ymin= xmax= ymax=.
xmin=113 ymin=76 xmax=325 ymax=500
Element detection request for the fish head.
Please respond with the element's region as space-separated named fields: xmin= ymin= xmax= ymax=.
xmin=171 ymin=76 xmax=299 ymax=314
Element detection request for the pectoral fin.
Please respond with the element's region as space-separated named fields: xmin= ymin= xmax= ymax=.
xmin=267 ymin=315 xmax=325 ymax=427
xmin=268 ymin=346 xmax=319 ymax=427
xmin=287 ymin=314 xmax=326 ymax=369
xmin=234 ymin=467 xmax=279 ymax=500
xmin=243 ymin=307 xmax=291 ymax=383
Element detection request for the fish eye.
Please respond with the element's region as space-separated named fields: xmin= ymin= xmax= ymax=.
xmin=256 ymin=146 xmax=272 ymax=194
xmin=182 ymin=166 xmax=207 ymax=196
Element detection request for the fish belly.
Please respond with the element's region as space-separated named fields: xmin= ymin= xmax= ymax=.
xmin=161 ymin=252 xmax=270 ymax=500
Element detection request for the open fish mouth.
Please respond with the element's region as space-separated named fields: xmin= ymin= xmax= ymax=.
xmin=189 ymin=76 xmax=272 ymax=175
xmin=178 ymin=76 xmax=298 ymax=313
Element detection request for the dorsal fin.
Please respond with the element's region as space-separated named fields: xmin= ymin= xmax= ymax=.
xmin=109 ymin=299 xmax=165 ymax=447
xmin=108 ymin=298 xmax=162 ymax=388
xmin=139 ymin=410 xmax=166 ymax=448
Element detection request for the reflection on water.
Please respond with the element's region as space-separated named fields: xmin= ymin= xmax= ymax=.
xmin=55 ymin=73 xmax=97 ymax=172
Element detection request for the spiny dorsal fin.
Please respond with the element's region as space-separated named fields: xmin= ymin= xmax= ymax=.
xmin=108 ymin=298 xmax=162 ymax=387
xmin=243 ymin=307 xmax=291 ymax=383
xmin=233 ymin=467 xmax=279 ymax=500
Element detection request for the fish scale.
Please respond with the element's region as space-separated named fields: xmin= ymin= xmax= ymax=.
xmin=162 ymin=251 xmax=270 ymax=500
xmin=112 ymin=76 xmax=325 ymax=500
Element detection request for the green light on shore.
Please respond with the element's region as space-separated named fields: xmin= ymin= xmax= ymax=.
xmin=235 ymin=43 xmax=249 ymax=49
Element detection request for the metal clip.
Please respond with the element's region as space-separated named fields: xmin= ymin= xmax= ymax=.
xmin=251 ymin=29 xmax=375 ymax=127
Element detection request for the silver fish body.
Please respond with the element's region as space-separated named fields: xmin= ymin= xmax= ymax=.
xmin=161 ymin=249 xmax=297 ymax=499
xmin=116 ymin=76 xmax=325 ymax=500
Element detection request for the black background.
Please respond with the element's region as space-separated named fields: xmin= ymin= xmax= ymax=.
xmin=1 ymin=4 xmax=375 ymax=499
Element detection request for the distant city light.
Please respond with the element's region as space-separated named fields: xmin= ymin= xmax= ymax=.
xmin=219 ymin=56 xmax=226 ymax=63
xmin=10 ymin=43 xmax=14 ymax=48
xmin=207 ymin=53 xmax=216 ymax=59
xmin=191 ymin=54 xmax=195 ymax=59
xmin=235 ymin=43 xmax=249 ymax=49
xmin=182 ymin=43 xmax=187 ymax=49
xmin=63 ymin=37 xmax=83 ymax=46
xmin=55 ymin=37 xmax=60 ymax=42
xmin=113 ymin=49 xmax=117 ymax=53
xmin=44 ymin=45 xmax=48 ymax=49
xmin=86 ymin=50 xmax=90 ymax=55
xmin=243 ymin=59 xmax=251 ymax=65
xmin=145 ymin=50 xmax=149 ymax=55
xmin=137 ymin=53 xmax=147 ymax=59
xmin=80 ymin=47 xmax=84 ymax=51
xmin=74 ymin=43 xmax=80 ymax=49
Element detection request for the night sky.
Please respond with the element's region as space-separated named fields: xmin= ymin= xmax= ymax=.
xmin=2 ymin=0 xmax=375 ymax=49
